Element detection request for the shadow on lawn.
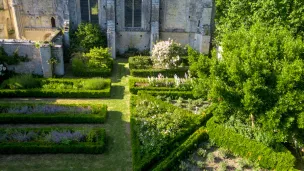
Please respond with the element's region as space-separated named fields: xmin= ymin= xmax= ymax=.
xmin=110 ymin=85 xmax=125 ymax=99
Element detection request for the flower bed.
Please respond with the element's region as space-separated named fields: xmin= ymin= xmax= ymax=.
xmin=129 ymin=75 xmax=193 ymax=94
xmin=0 ymin=77 xmax=111 ymax=98
xmin=130 ymin=93 xmax=209 ymax=171
xmin=0 ymin=127 xmax=106 ymax=154
xmin=0 ymin=103 xmax=107 ymax=124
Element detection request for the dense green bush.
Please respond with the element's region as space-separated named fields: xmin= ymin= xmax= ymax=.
xmin=206 ymin=118 xmax=296 ymax=170
xmin=72 ymin=47 xmax=113 ymax=77
xmin=153 ymin=127 xmax=208 ymax=171
xmin=206 ymin=23 xmax=304 ymax=150
xmin=117 ymin=48 xmax=150 ymax=58
xmin=0 ymin=127 xmax=106 ymax=154
xmin=73 ymin=23 xmax=107 ymax=52
xmin=128 ymin=56 xmax=152 ymax=70
xmin=130 ymin=93 xmax=207 ymax=171
xmin=0 ymin=103 xmax=107 ymax=124
xmin=215 ymin=0 xmax=304 ymax=37
xmin=0 ymin=77 xmax=111 ymax=98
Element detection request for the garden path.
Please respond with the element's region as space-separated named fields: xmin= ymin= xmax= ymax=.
xmin=0 ymin=58 xmax=132 ymax=171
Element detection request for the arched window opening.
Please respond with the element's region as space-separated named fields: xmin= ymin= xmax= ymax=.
xmin=51 ymin=17 xmax=56 ymax=28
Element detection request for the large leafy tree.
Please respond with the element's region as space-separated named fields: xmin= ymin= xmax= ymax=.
xmin=216 ymin=0 xmax=304 ymax=37
xmin=208 ymin=23 xmax=304 ymax=148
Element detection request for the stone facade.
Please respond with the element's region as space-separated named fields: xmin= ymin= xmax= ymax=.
xmin=0 ymin=0 xmax=214 ymax=58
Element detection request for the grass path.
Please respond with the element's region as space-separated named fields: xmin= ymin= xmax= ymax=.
xmin=0 ymin=59 xmax=132 ymax=171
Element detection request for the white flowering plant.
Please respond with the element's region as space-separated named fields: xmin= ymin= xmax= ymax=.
xmin=0 ymin=63 xmax=7 ymax=76
xmin=151 ymin=39 xmax=185 ymax=69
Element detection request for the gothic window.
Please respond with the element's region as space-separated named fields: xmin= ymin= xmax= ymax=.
xmin=125 ymin=0 xmax=142 ymax=28
xmin=80 ymin=0 xmax=99 ymax=23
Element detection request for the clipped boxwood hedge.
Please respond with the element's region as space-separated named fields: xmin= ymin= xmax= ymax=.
xmin=0 ymin=127 xmax=106 ymax=154
xmin=130 ymin=68 xmax=189 ymax=78
xmin=206 ymin=118 xmax=296 ymax=170
xmin=73 ymin=68 xmax=112 ymax=77
xmin=153 ymin=127 xmax=208 ymax=171
xmin=0 ymin=103 xmax=107 ymax=124
xmin=0 ymin=78 xmax=111 ymax=98
xmin=129 ymin=78 xmax=192 ymax=95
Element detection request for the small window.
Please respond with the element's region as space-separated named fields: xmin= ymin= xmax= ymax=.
xmin=51 ymin=17 xmax=56 ymax=27
xmin=125 ymin=0 xmax=142 ymax=28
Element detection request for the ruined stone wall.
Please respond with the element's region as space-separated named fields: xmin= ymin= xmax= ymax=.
xmin=15 ymin=0 xmax=69 ymax=29
xmin=0 ymin=39 xmax=43 ymax=75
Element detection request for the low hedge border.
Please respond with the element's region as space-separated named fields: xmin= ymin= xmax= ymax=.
xmin=0 ymin=89 xmax=111 ymax=98
xmin=130 ymin=93 xmax=212 ymax=171
xmin=129 ymin=78 xmax=192 ymax=95
xmin=0 ymin=127 xmax=106 ymax=154
xmin=73 ymin=68 xmax=112 ymax=77
xmin=0 ymin=78 xmax=111 ymax=98
xmin=153 ymin=127 xmax=208 ymax=171
xmin=206 ymin=117 xmax=296 ymax=170
xmin=130 ymin=68 xmax=189 ymax=78
xmin=0 ymin=103 xmax=107 ymax=124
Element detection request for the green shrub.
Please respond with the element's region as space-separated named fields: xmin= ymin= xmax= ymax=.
xmin=0 ymin=103 xmax=107 ymax=124
xmin=129 ymin=56 xmax=152 ymax=69
xmin=0 ymin=127 xmax=106 ymax=154
xmin=1 ymin=75 xmax=40 ymax=89
xmin=71 ymin=49 xmax=113 ymax=78
xmin=206 ymin=117 xmax=296 ymax=170
xmin=74 ymin=23 xmax=107 ymax=52
xmin=118 ymin=48 xmax=150 ymax=58
xmin=85 ymin=47 xmax=113 ymax=69
xmin=82 ymin=78 xmax=108 ymax=90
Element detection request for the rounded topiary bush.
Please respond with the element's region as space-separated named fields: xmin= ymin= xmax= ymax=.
xmin=151 ymin=39 xmax=185 ymax=69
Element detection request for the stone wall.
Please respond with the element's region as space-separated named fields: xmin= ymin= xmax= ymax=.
xmin=113 ymin=0 xmax=213 ymax=54
xmin=14 ymin=0 xmax=69 ymax=29
xmin=0 ymin=38 xmax=64 ymax=77
xmin=0 ymin=39 xmax=43 ymax=75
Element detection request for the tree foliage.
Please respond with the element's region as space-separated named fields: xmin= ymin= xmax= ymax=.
xmin=216 ymin=0 xmax=304 ymax=37
xmin=208 ymin=23 xmax=304 ymax=147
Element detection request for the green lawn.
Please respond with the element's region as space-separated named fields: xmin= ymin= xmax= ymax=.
xmin=0 ymin=59 xmax=132 ymax=171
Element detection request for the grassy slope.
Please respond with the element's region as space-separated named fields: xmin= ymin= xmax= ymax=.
xmin=0 ymin=59 xmax=132 ymax=171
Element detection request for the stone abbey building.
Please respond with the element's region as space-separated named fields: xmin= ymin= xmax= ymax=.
xmin=0 ymin=0 xmax=214 ymax=58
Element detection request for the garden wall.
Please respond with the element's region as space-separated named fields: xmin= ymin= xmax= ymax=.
xmin=0 ymin=38 xmax=64 ymax=77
